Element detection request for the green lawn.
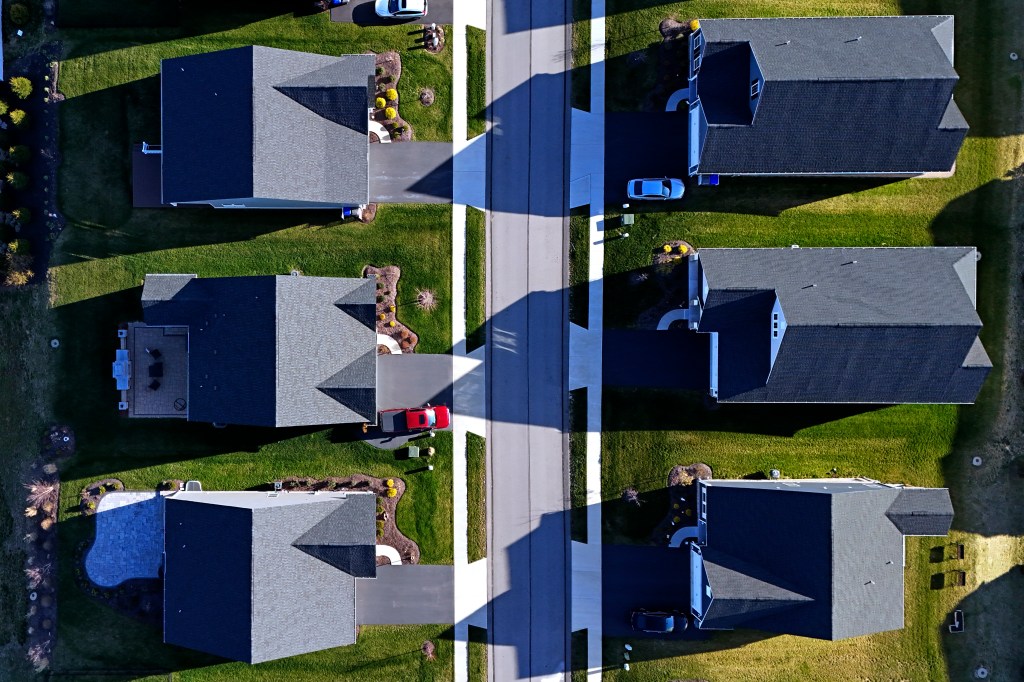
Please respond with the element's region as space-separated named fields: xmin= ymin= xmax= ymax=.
xmin=569 ymin=388 xmax=588 ymax=543
xmin=600 ymin=0 xmax=1024 ymax=680
xmin=468 ymin=626 xmax=487 ymax=682
xmin=59 ymin=11 xmax=453 ymax=142
xmin=571 ymin=0 xmax=591 ymax=111
xmin=467 ymin=433 xmax=487 ymax=562
xmin=467 ymin=26 xmax=486 ymax=139
xmin=568 ymin=210 xmax=589 ymax=327
xmin=465 ymin=206 xmax=487 ymax=351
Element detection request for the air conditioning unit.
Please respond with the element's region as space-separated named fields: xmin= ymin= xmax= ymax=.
xmin=691 ymin=298 xmax=699 ymax=307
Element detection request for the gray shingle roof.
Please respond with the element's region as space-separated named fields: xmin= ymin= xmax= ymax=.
xmin=161 ymin=46 xmax=374 ymax=206
xmin=698 ymin=479 xmax=953 ymax=640
xmin=696 ymin=248 xmax=991 ymax=403
xmin=884 ymin=487 xmax=954 ymax=536
xmin=699 ymin=547 xmax=814 ymax=630
xmin=700 ymin=16 xmax=958 ymax=81
xmin=164 ymin=491 xmax=376 ymax=664
xmin=142 ymin=274 xmax=377 ymax=426
xmin=695 ymin=16 xmax=967 ymax=174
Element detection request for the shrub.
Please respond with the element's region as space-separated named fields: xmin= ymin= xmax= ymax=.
xmin=662 ymin=244 xmax=672 ymax=253
xmin=0 ymin=101 xmax=8 ymax=117
xmin=6 ymin=171 xmax=27 ymax=189
xmin=9 ymin=110 xmax=27 ymax=127
xmin=384 ymin=107 xmax=397 ymax=120
xmin=376 ymin=520 xmax=385 ymax=537
xmin=9 ymin=3 xmax=29 ymax=26
xmin=8 ymin=238 xmax=30 ymax=254
xmin=375 ymin=96 xmax=386 ymax=109
xmin=9 ymin=145 xmax=30 ymax=164
xmin=388 ymin=320 xmax=396 ymax=327
xmin=9 ymin=77 xmax=32 ymax=100
xmin=386 ymin=478 xmax=395 ymax=488
xmin=375 ymin=66 xmax=384 ymax=76
xmin=385 ymin=88 xmax=398 ymax=102
xmin=386 ymin=487 xmax=397 ymax=498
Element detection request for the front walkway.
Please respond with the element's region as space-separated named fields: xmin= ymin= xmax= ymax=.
xmin=85 ymin=492 xmax=165 ymax=587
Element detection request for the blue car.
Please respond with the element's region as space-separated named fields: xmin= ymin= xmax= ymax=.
xmin=630 ymin=609 xmax=686 ymax=634
xmin=626 ymin=177 xmax=685 ymax=201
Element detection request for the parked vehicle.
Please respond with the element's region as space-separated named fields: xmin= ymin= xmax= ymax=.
xmin=379 ymin=404 xmax=450 ymax=433
xmin=626 ymin=177 xmax=685 ymax=201
xmin=630 ymin=609 xmax=686 ymax=634
xmin=375 ymin=0 xmax=428 ymax=19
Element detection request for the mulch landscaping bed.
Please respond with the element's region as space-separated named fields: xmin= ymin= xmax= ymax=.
xmin=365 ymin=264 xmax=420 ymax=353
xmin=22 ymin=425 xmax=76 ymax=671
xmin=372 ymin=51 xmax=413 ymax=142
xmin=78 ymin=478 xmax=125 ymax=515
xmin=72 ymin=541 xmax=162 ymax=627
xmin=635 ymin=240 xmax=695 ymax=329
xmin=649 ymin=462 xmax=711 ymax=544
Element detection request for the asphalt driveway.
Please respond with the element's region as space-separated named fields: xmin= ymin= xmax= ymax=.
xmin=356 ymin=564 xmax=454 ymax=624
xmin=603 ymin=329 xmax=709 ymax=390
xmin=330 ymin=0 xmax=453 ymax=26
xmin=376 ymin=353 xmax=453 ymax=410
xmin=369 ymin=142 xmax=453 ymax=203
xmin=602 ymin=544 xmax=697 ymax=639
xmin=605 ymin=112 xmax=690 ymax=205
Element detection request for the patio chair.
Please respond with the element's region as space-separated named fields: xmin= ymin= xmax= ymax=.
xmin=149 ymin=362 xmax=164 ymax=378
xmin=149 ymin=380 xmax=161 ymax=390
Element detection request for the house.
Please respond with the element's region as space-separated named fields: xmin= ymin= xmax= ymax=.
xmin=148 ymin=46 xmax=374 ymax=209
xmin=684 ymin=16 xmax=967 ymax=181
xmin=114 ymin=273 xmax=377 ymax=426
xmin=163 ymin=490 xmax=377 ymax=662
xmin=690 ymin=478 xmax=954 ymax=640
xmin=686 ymin=247 xmax=991 ymax=404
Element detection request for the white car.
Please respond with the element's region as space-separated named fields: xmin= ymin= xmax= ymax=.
xmin=627 ymin=177 xmax=685 ymax=201
xmin=375 ymin=0 xmax=428 ymax=19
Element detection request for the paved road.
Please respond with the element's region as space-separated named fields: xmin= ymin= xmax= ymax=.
xmin=486 ymin=0 xmax=572 ymax=678
xmin=330 ymin=0 xmax=454 ymax=25
xmin=356 ymin=564 xmax=455 ymax=624
xmin=369 ymin=142 xmax=453 ymax=203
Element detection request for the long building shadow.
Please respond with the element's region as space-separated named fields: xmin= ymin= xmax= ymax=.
xmin=57 ymin=0 xmax=302 ymax=54
xmin=940 ymin=566 xmax=1024 ymax=680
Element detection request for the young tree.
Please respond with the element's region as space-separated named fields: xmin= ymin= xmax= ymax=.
xmin=9 ymin=77 xmax=32 ymax=100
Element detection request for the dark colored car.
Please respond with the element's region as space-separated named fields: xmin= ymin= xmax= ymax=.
xmin=630 ymin=609 xmax=686 ymax=634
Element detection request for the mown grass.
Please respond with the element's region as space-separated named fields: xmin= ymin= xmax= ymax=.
xmin=467 ymin=26 xmax=487 ymax=139
xmin=571 ymin=0 xmax=591 ymax=111
xmin=58 ymin=10 xmax=453 ymax=141
xmin=568 ymin=210 xmax=589 ymax=327
xmin=468 ymin=625 xmax=487 ymax=682
xmin=466 ymin=207 xmax=487 ymax=351
xmin=569 ymin=388 xmax=588 ymax=544
xmin=0 ymin=288 xmax=55 ymax=679
xmin=467 ymin=433 xmax=487 ymax=562
xmin=600 ymin=0 xmax=1023 ymax=679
